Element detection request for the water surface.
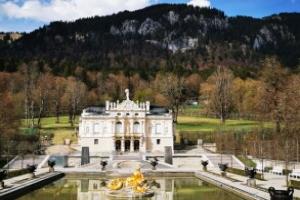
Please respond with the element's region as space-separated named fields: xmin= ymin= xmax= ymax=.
xmin=18 ymin=177 xmax=243 ymax=200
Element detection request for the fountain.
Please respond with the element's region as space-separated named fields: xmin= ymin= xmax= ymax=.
xmin=105 ymin=167 xmax=154 ymax=198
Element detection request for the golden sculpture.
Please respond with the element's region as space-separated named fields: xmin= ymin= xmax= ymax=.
xmin=106 ymin=167 xmax=154 ymax=198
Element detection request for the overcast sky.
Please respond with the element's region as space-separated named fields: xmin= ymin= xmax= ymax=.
xmin=0 ymin=0 xmax=299 ymax=32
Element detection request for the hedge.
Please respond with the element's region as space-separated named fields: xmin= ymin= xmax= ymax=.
xmin=227 ymin=167 xmax=264 ymax=180
xmin=179 ymin=131 xmax=215 ymax=144
xmin=6 ymin=168 xmax=30 ymax=179
xmin=290 ymin=180 xmax=300 ymax=189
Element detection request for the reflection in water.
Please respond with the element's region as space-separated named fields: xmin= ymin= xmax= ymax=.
xmin=18 ymin=178 xmax=243 ymax=200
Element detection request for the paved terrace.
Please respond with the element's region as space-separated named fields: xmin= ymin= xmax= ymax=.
xmin=2 ymin=145 xmax=299 ymax=200
xmin=1 ymin=162 xmax=300 ymax=200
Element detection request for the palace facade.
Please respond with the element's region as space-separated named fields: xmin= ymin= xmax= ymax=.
xmin=78 ymin=89 xmax=174 ymax=154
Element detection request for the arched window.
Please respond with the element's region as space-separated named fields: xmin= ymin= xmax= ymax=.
xmin=116 ymin=121 xmax=122 ymax=134
xmin=133 ymin=122 xmax=140 ymax=133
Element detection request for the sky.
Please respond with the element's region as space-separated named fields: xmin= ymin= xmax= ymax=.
xmin=0 ymin=0 xmax=299 ymax=32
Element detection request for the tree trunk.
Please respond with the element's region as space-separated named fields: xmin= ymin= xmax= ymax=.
xmin=285 ymin=140 xmax=289 ymax=187
xmin=30 ymin=100 xmax=35 ymax=128
xmin=37 ymin=98 xmax=44 ymax=128
xmin=69 ymin=109 xmax=73 ymax=127
xmin=55 ymin=101 xmax=60 ymax=123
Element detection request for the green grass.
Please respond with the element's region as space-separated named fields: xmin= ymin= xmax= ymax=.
xmin=237 ymin=155 xmax=256 ymax=168
xmin=21 ymin=116 xmax=78 ymax=129
xmin=51 ymin=129 xmax=77 ymax=145
xmin=21 ymin=116 xmax=79 ymax=145
xmin=177 ymin=116 xmax=271 ymax=132
xmin=19 ymin=110 xmax=272 ymax=145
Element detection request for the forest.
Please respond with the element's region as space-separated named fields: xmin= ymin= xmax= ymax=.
xmin=0 ymin=4 xmax=300 ymax=164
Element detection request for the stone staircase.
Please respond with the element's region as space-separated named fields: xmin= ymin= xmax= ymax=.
xmin=111 ymin=153 xmax=143 ymax=161
xmin=205 ymin=154 xmax=244 ymax=169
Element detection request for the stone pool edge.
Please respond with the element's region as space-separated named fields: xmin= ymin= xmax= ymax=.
xmin=0 ymin=172 xmax=65 ymax=200
xmin=58 ymin=168 xmax=269 ymax=200
xmin=0 ymin=168 xmax=269 ymax=200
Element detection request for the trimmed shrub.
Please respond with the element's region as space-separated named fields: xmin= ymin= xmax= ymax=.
xmin=227 ymin=167 xmax=264 ymax=180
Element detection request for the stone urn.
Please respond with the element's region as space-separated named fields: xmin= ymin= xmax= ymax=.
xmin=150 ymin=158 xmax=159 ymax=170
xmin=245 ymin=167 xmax=257 ymax=187
xmin=269 ymin=187 xmax=294 ymax=200
xmin=218 ymin=163 xmax=228 ymax=176
xmin=27 ymin=164 xmax=37 ymax=178
xmin=100 ymin=160 xmax=108 ymax=171
xmin=0 ymin=170 xmax=7 ymax=189
xmin=201 ymin=160 xmax=209 ymax=171
xmin=48 ymin=159 xmax=56 ymax=172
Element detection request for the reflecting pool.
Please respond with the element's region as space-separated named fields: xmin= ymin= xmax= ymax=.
xmin=18 ymin=177 xmax=243 ymax=200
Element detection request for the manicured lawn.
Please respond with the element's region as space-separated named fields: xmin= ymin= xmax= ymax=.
xmin=177 ymin=116 xmax=272 ymax=132
xmin=237 ymin=155 xmax=256 ymax=168
xmin=20 ymin=112 xmax=271 ymax=145
xmin=21 ymin=116 xmax=79 ymax=145
xmin=51 ymin=129 xmax=77 ymax=145
xmin=21 ymin=116 xmax=78 ymax=129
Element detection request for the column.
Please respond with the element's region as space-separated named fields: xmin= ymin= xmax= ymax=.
xmin=130 ymin=138 xmax=134 ymax=152
xmin=112 ymin=137 xmax=116 ymax=152
xmin=121 ymin=137 xmax=125 ymax=152
xmin=139 ymin=138 xmax=143 ymax=152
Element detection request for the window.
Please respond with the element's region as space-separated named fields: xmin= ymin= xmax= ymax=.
xmin=117 ymin=113 xmax=121 ymax=116
xmin=133 ymin=122 xmax=140 ymax=133
xmin=93 ymin=183 xmax=98 ymax=189
xmin=126 ymin=113 xmax=130 ymax=116
xmin=135 ymin=113 xmax=139 ymax=116
xmin=164 ymin=127 xmax=168 ymax=135
xmin=94 ymin=123 xmax=101 ymax=134
xmin=94 ymin=139 xmax=99 ymax=144
xmin=156 ymin=139 xmax=161 ymax=145
xmin=155 ymin=123 xmax=162 ymax=134
xmin=116 ymin=122 xmax=122 ymax=134
xmin=103 ymin=126 xmax=107 ymax=134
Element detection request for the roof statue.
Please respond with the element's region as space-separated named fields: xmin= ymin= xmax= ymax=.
xmin=125 ymin=88 xmax=130 ymax=100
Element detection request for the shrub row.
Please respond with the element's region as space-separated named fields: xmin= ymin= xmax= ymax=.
xmin=290 ymin=180 xmax=300 ymax=189
xmin=227 ymin=167 xmax=264 ymax=180
xmin=179 ymin=131 xmax=216 ymax=144
xmin=6 ymin=168 xmax=30 ymax=179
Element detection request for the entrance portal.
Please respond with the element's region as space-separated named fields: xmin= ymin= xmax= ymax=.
xmin=115 ymin=140 xmax=121 ymax=152
xmin=134 ymin=140 xmax=140 ymax=152
xmin=124 ymin=140 xmax=130 ymax=152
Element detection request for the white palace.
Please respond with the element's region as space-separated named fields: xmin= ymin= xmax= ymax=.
xmin=78 ymin=89 xmax=174 ymax=154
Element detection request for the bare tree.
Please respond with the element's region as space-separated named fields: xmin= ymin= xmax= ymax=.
xmin=62 ymin=77 xmax=87 ymax=126
xmin=19 ymin=63 xmax=39 ymax=128
xmin=203 ymin=66 xmax=233 ymax=123
xmin=52 ymin=77 xmax=66 ymax=123
xmin=35 ymin=73 xmax=54 ymax=127
xmin=258 ymin=57 xmax=288 ymax=133
xmin=156 ymin=73 xmax=185 ymax=123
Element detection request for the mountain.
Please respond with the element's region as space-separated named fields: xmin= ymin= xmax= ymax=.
xmin=0 ymin=4 xmax=299 ymax=77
